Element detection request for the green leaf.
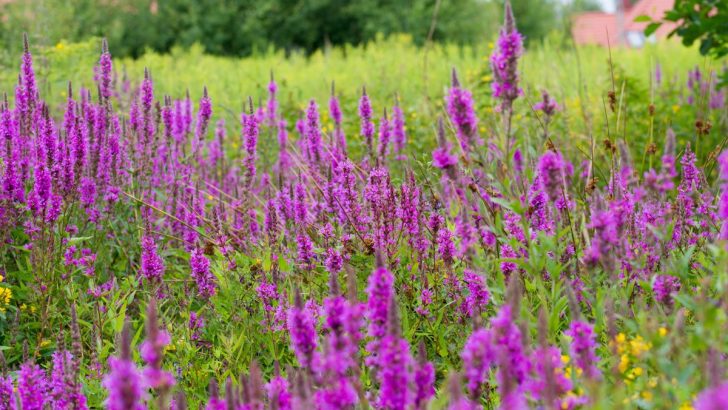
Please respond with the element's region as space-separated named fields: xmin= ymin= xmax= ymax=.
xmin=633 ymin=14 xmax=653 ymax=23
xmin=644 ymin=22 xmax=662 ymax=37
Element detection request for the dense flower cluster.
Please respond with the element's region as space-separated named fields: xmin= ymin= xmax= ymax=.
xmin=0 ymin=5 xmax=727 ymax=408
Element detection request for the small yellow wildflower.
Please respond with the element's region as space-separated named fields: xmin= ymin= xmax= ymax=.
xmin=619 ymin=353 xmax=630 ymax=373
xmin=488 ymin=42 xmax=495 ymax=50
xmin=672 ymin=105 xmax=680 ymax=113
xmin=561 ymin=355 xmax=570 ymax=365
xmin=641 ymin=391 xmax=653 ymax=401
xmin=207 ymin=195 xmax=214 ymax=201
xmin=0 ymin=287 xmax=12 ymax=312
xmin=679 ymin=403 xmax=694 ymax=410
xmin=629 ymin=336 xmax=651 ymax=357
xmin=40 ymin=339 xmax=51 ymax=348
xmin=481 ymin=75 xmax=492 ymax=83
xmin=55 ymin=42 xmax=65 ymax=50
xmin=658 ymin=327 xmax=668 ymax=337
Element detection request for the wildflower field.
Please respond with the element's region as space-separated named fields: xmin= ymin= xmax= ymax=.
xmin=1 ymin=4 xmax=728 ymax=409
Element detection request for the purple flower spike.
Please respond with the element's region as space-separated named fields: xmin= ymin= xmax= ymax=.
xmin=103 ymin=323 xmax=146 ymax=410
xmin=447 ymin=69 xmax=481 ymax=153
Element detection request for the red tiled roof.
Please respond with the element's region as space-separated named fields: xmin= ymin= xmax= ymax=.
xmin=572 ymin=0 xmax=678 ymax=47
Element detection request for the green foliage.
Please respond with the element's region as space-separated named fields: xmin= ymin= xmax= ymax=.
xmin=646 ymin=0 xmax=728 ymax=58
xmin=0 ymin=0 xmax=610 ymax=61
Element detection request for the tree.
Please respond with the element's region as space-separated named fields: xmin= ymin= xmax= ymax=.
xmin=645 ymin=0 xmax=727 ymax=58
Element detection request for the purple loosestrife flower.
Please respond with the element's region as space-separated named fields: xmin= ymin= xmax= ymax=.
xmin=103 ymin=323 xmax=146 ymax=410
xmin=695 ymin=381 xmax=728 ymax=410
xmin=432 ymin=117 xmax=458 ymax=170
xmin=21 ymin=34 xmax=37 ymax=115
xmin=528 ymin=346 xmax=573 ymax=408
xmin=324 ymin=248 xmax=343 ymax=274
xmin=538 ymin=150 xmax=571 ymax=203
xmin=586 ymin=196 xmax=620 ymax=272
xmin=718 ymin=150 xmax=728 ymax=244
xmin=287 ymin=290 xmax=319 ymax=371
xmin=242 ymin=103 xmax=259 ymax=188
xmin=294 ymin=181 xmax=309 ymax=226
xmin=295 ymin=233 xmax=314 ymax=270
xmin=377 ymin=304 xmax=414 ymax=410
xmin=680 ymin=143 xmax=701 ymax=192
xmin=189 ymin=311 xmax=205 ymax=343
xmin=392 ymin=101 xmax=406 ymax=158
xmin=437 ymin=227 xmax=456 ymax=266
xmin=266 ymin=73 xmax=278 ymax=127
xmin=461 ymin=270 xmax=490 ymax=317
xmin=195 ymin=87 xmax=212 ymax=145
xmin=366 ymin=255 xmax=395 ymax=363
xmin=316 ymin=276 xmax=359 ymax=409
xmin=305 ymin=100 xmax=323 ymax=166
xmin=0 ymin=375 xmax=14 ymax=410
xmin=79 ymin=176 xmax=96 ymax=207
xmin=461 ymin=328 xmax=494 ymax=400
xmin=653 ymin=275 xmax=681 ymax=307
xmin=490 ymin=305 xmax=530 ymax=390
xmin=140 ymin=235 xmax=164 ymax=282
xmin=205 ymin=380 xmax=225 ymax=410
xmin=378 ymin=108 xmax=391 ymax=161
xmin=490 ymin=1 xmax=523 ymax=111
xmin=50 ymin=350 xmax=88 ymax=410
xmin=413 ymin=343 xmax=435 ymax=409
xmin=18 ymin=362 xmax=49 ymax=410
xmin=359 ymin=88 xmax=375 ymax=157
xmin=329 ymin=87 xmax=346 ymax=156
xmin=277 ymin=120 xmax=291 ymax=177
xmin=265 ymin=198 xmax=280 ymax=244
xmin=98 ymin=39 xmax=113 ymax=102
xmin=447 ymin=69 xmax=481 ymax=153
xmin=565 ymin=320 xmax=601 ymax=380
xmin=266 ymin=373 xmax=292 ymax=410
xmin=140 ymin=299 xmax=175 ymax=394
xmin=533 ymin=90 xmax=559 ymax=116
xmin=190 ymin=248 xmax=217 ymax=298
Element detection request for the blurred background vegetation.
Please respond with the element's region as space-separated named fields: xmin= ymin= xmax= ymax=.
xmin=0 ymin=0 xmax=601 ymax=60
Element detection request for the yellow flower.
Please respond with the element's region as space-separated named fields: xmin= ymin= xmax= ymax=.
xmin=0 ymin=274 xmax=4 ymax=282
xmin=627 ymin=367 xmax=643 ymax=380
xmin=0 ymin=287 xmax=11 ymax=312
xmin=658 ymin=327 xmax=668 ymax=337
xmin=40 ymin=339 xmax=51 ymax=348
xmin=672 ymin=105 xmax=680 ymax=113
xmin=641 ymin=391 xmax=653 ymax=401
xmin=481 ymin=75 xmax=492 ymax=83
xmin=561 ymin=355 xmax=570 ymax=365
xmin=629 ymin=336 xmax=651 ymax=357
xmin=619 ymin=353 xmax=630 ymax=373
xmin=679 ymin=403 xmax=694 ymax=410
xmin=55 ymin=42 xmax=65 ymax=50
xmin=488 ymin=41 xmax=495 ymax=50
xmin=207 ymin=195 xmax=214 ymax=201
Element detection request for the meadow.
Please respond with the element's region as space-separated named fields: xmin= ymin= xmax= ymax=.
xmin=0 ymin=6 xmax=727 ymax=410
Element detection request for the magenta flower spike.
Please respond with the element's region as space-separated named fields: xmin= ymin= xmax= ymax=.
xmin=447 ymin=69 xmax=481 ymax=154
xmin=103 ymin=323 xmax=146 ymax=410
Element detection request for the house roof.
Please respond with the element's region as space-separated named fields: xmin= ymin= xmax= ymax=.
xmin=572 ymin=0 xmax=678 ymax=47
